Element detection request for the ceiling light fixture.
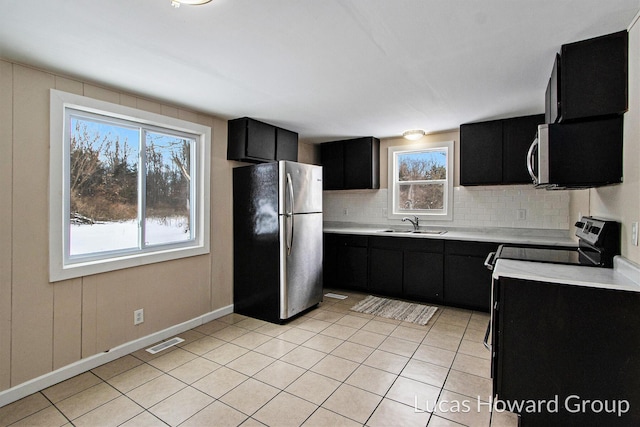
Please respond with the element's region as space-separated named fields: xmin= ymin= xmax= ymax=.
xmin=171 ymin=0 xmax=212 ymax=8
xmin=402 ymin=129 xmax=426 ymax=140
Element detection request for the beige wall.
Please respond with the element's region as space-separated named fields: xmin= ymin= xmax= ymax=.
xmin=0 ymin=61 xmax=234 ymax=391
xmin=298 ymin=141 xmax=321 ymax=165
xmin=589 ymin=18 xmax=640 ymax=264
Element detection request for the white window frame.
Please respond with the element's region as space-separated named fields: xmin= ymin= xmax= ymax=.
xmin=49 ymin=89 xmax=211 ymax=282
xmin=387 ymin=141 xmax=454 ymax=221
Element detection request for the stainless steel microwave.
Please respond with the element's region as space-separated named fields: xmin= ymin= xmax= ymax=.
xmin=527 ymin=116 xmax=623 ymax=190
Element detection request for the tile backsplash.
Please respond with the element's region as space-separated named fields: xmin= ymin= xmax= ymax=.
xmin=323 ymin=185 xmax=570 ymax=230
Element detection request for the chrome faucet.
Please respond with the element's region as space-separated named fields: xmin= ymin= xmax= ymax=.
xmin=402 ymin=216 xmax=420 ymax=231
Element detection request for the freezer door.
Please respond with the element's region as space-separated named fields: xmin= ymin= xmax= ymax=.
xmin=280 ymin=212 xmax=323 ymax=319
xmin=279 ymin=161 xmax=323 ymax=215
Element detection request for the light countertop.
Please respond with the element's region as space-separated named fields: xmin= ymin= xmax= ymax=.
xmin=492 ymin=256 xmax=640 ymax=292
xmin=323 ymin=222 xmax=576 ymax=247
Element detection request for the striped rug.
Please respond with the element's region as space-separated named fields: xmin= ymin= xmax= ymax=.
xmin=350 ymin=295 xmax=438 ymax=326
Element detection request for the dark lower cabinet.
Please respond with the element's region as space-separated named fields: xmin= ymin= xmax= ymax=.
xmin=403 ymin=251 xmax=444 ymax=302
xmin=324 ymin=233 xmax=496 ymax=311
xmin=493 ymin=277 xmax=640 ymax=426
xmin=324 ymin=233 xmax=368 ymax=291
xmin=369 ymin=247 xmax=403 ymax=296
xmin=369 ymin=236 xmax=444 ymax=302
xmin=444 ymin=241 xmax=497 ymax=311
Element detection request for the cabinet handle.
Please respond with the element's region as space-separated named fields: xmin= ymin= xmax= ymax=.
xmin=483 ymin=321 xmax=492 ymax=351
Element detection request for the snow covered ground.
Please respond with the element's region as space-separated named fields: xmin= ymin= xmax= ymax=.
xmin=70 ymin=216 xmax=190 ymax=256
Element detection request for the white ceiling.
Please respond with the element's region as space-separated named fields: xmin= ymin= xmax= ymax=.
xmin=1 ymin=0 xmax=639 ymax=143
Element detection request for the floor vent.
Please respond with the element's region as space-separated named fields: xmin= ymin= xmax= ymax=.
xmin=145 ymin=337 xmax=185 ymax=354
xmin=324 ymin=292 xmax=348 ymax=300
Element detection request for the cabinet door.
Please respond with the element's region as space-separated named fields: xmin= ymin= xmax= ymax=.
xmin=403 ymin=251 xmax=443 ymax=303
xmin=320 ymin=141 xmax=344 ymax=190
xmin=369 ymin=247 xmax=403 ymax=296
xmin=497 ymin=277 xmax=640 ymax=425
xmin=502 ymin=114 xmax=544 ymax=183
xmin=275 ymin=127 xmax=298 ymax=161
xmin=444 ymin=254 xmax=492 ymax=311
xmin=246 ymin=118 xmax=276 ymax=160
xmin=560 ymin=30 xmax=628 ymax=121
xmin=460 ymin=120 xmax=503 ymax=185
xmin=344 ymin=137 xmax=378 ymax=189
xmin=333 ymin=235 xmax=369 ymax=291
xmin=323 ymin=233 xmax=337 ymax=288
xmin=338 ymin=245 xmax=368 ymax=290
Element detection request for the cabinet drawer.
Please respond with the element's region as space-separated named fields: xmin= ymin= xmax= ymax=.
xmin=369 ymin=236 xmax=443 ymax=252
xmin=333 ymin=234 xmax=368 ymax=248
xmin=445 ymin=240 xmax=497 ymax=257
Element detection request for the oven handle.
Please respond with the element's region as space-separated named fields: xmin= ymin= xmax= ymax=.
xmin=484 ymin=252 xmax=496 ymax=271
xmin=483 ymin=320 xmax=491 ymax=351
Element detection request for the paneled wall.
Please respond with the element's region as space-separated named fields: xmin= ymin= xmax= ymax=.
xmin=0 ymin=61 xmax=234 ymax=392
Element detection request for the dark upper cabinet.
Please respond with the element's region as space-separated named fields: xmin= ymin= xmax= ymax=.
xmin=320 ymin=137 xmax=380 ymax=190
xmin=547 ymin=30 xmax=628 ymax=123
xmin=460 ymin=120 xmax=502 ymax=185
xmin=320 ymin=141 xmax=344 ymax=190
xmin=227 ymin=117 xmax=298 ymax=163
xmin=460 ymin=114 xmax=544 ymax=186
xmin=275 ymin=127 xmax=298 ymax=161
xmin=502 ymin=115 xmax=545 ymax=183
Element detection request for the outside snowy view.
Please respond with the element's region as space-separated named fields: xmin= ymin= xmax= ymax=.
xmin=68 ymin=114 xmax=193 ymax=257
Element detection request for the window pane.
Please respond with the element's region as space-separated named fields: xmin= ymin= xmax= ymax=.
xmin=398 ymin=183 xmax=444 ymax=210
xmin=145 ymin=132 xmax=193 ymax=246
xmin=397 ymin=151 xmax=447 ymax=181
xmin=69 ymin=116 xmax=139 ymax=256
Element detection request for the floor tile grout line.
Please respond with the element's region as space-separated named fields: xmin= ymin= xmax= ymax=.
xmin=5 ymin=294 xmax=497 ymax=427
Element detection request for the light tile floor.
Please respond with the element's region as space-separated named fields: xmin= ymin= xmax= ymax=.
xmin=0 ymin=290 xmax=519 ymax=427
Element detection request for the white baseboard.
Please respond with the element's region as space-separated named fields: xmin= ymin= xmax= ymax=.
xmin=0 ymin=304 xmax=234 ymax=408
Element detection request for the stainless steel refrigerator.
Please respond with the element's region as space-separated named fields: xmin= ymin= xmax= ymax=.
xmin=233 ymin=161 xmax=323 ymax=323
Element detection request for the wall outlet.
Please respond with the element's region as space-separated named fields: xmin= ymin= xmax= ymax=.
xmin=632 ymin=222 xmax=638 ymax=246
xmin=516 ymin=209 xmax=527 ymax=221
xmin=343 ymin=208 xmax=349 ymax=216
xmin=134 ymin=309 xmax=144 ymax=325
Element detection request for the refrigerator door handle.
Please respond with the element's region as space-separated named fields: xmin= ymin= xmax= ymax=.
xmin=286 ymin=173 xmax=294 ymax=256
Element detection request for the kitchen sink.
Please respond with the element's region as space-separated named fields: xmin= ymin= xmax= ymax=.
xmin=377 ymin=229 xmax=447 ymax=235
